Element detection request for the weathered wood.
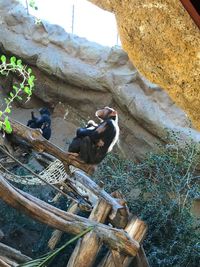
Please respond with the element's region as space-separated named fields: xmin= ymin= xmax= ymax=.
xmin=7 ymin=118 xmax=95 ymax=174
xmin=48 ymin=202 xmax=79 ymax=250
xmin=98 ymin=217 xmax=147 ymax=267
xmin=6 ymin=119 xmax=130 ymax=225
xmin=0 ymin=242 xmax=31 ymax=264
xmin=67 ymin=199 xmax=111 ymax=267
xmin=0 ymin=175 xmax=139 ymax=256
xmin=71 ymin=170 xmax=129 ymax=228
xmin=2 ymin=118 xmax=129 ymax=226
xmin=111 ymin=250 xmax=123 ymax=267
xmin=132 ymin=246 xmax=150 ymax=267
xmin=0 ymin=257 xmax=11 ymax=267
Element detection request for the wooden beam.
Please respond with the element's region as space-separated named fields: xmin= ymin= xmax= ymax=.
xmin=48 ymin=202 xmax=79 ymax=250
xmin=0 ymin=242 xmax=31 ymax=264
xmin=70 ymin=170 xmax=129 ymax=228
xmin=0 ymin=175 xmax=139 ymax=257
xmin=67 ymin=199 xmax=111 ymax=267
xmin=8 ymin=118 xmax=95 ymax=175
xmin=4 ymin=118 xmax=129 ymax=227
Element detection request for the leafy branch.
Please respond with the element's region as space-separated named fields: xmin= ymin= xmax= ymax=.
xmin=0 ymin=55 xmax=35 ymax=133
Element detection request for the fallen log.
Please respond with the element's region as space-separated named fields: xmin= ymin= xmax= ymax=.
xmin=0 ymin=174 xmax=139 ymax=256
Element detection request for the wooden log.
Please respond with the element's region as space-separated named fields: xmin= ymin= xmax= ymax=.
xmin=0 ymin=257 xmax=11 ymax=267
xmin=132 ymin=246 xmax=150 ymax=267
xmin=48 ymin=202 xmax=79 ymax=250
xmin=67 ymin=199 xmax=111 ymax=267
xmin=3 ymin=118 xmax=129 ymax=226
xmin=0 ymin=242 xmax=31 ymax=263
xmin=98 ymin=217 xmax=147 ymax=267
xmin=71 ymin=170 xmax=129 ymax=228
xmin=111 ymin=251 xmax=123 ymax=267
xmin=7 ymin=118 xmax=95 ymax=175
xmin=0 ymin=175 xmax=139 ymax=256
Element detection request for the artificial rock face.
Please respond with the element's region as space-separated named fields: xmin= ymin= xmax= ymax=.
xmin=1 ymin=0 xmax=200 ymax=160
xmin=88 ymin=0 xmax=200 ymax=130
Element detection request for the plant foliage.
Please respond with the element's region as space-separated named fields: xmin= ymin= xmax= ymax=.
xmin=0 ymin=55 xmax=35 ymax=133
xmin=95 ymin=140 xmax=200 ymax=267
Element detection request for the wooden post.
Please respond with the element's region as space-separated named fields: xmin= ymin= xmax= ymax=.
xmin=67 ymin=199 xmax=111 ymax=267
xmin=132 ymin=246 xmax=150 ymax=267
xmin=98 ymin=217 xmax=147 ymax=267
xmin=48 ymin=202 xmax=79 ymax=250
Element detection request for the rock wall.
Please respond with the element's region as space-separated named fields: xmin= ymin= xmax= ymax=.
xmin=0 ymin=0 xmax=200 ymax=160
xmin=88 ymin=0 xmax=200 ymax=130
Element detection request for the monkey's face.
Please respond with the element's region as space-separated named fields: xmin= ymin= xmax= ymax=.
xmin=95 ymin=107 xmax=117 ymax=120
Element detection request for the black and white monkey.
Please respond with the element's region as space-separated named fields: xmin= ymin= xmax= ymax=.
xmin=27 ymin=108 xmax=51 ymax=140
xmin=68 ymin=107 xmax=119 ymax=164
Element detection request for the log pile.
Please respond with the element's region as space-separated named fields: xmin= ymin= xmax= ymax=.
xmin=0 ymin=119 xmax=149 ymax=267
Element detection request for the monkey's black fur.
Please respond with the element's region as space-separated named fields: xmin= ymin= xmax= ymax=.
xmin=27 ymin=108 xmax=51 ymax=140
xmin=68 ymin=107 xmax=119 ymax=164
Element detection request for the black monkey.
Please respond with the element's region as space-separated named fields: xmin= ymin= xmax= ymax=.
xmin=27 ymin=108 xmax=51 ymax=140
xmin=68 ymin=107 xmax=119 ymax=164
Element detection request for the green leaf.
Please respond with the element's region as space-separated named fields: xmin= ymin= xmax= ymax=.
xmin=28 ymin=79 xmax=33 ymax=87
xmin=0 ymin=111 xmax=2 ymax=117
xmin=10 ymin=56 xmax=16 ymax=66
xmin=13 ymin=85 xmax=19 ymax=92
xmin=28 ymin=68 xmax=32 ymax=74
xmin=17 ymin=96 xmax=23 ymax=101
xmin=5 ymin=107 xmax=11 ymax=114
xmin=4 ymin=117 xmax=12 ymax=133
xmin=4 ymin=98 xmax=9 ymax=104
xmin=17 ymin=59 xmax=22 ymax=66
xmin=24 ymin=86 xmax=30 ymax=95
xmin=9 ymin=92 xmax=14 ymax=98
xmin=10 ymin=56 xmax=16 ymax=62
xmin=1 ymin=55 xmax=6 ymax=63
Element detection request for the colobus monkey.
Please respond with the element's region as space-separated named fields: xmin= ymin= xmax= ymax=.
xmin=68 ymin=107 xmax=119 ymax=164
xmin=27 ymin=108 xmax=51 ymax=140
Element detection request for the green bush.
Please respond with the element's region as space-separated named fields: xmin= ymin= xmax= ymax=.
xmin=94 ymin=141 xmax=200 ymax=267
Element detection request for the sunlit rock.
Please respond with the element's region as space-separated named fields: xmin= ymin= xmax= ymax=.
xmin=88 ymin=0 xmax=200 ymax=130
